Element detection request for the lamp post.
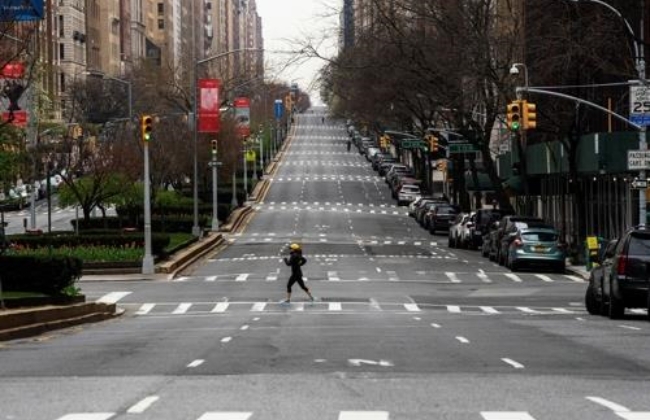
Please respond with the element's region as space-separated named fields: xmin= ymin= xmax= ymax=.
xmin=509 ymin=62 xmax=532 ymax=214
xmin=190 ymin=48 xmax=264 ymax=237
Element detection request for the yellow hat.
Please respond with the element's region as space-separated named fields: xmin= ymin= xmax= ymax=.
xmin=289 ymin=243 xmax=301 ymax=250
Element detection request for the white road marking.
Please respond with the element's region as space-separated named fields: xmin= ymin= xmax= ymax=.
xmin=565 ymin=274 xmax=586 ymax=283
xmin=172 ymin=303 xmax=192 ymax=314
xmin=339 ymin=411 xmax=389 ymax=420
xmin=329 ymin=302 xmax=342 ymax=311
xmin=586 ymin=396 xmax=631 ymax=412
xmin=387 ymin=271 xmax=399 ymax=281
xmin=197 ymin=413 xmax=253 ymax=420
xmin=447 ymin=305 xmax=461 ymax=313
xmin=240 ymin=325 xmax=249 ymax=331
xmin=187 ymin=360 xmax=204 ymax=368
xmin=404 ymin=303 xmax=421 ymax=312
xmin=235 ymin=274 xmax=249 ymax=281
xmin=445 ymin=272 xmax=461 ymax=283
xmin=221 ymin=337 xmax=232 ymax=343
xmin=480 ymin=306 xmax=500 ymax=314
xmin=328 ymin=271 xmax=340 ymax=281
xmin=266 ymin=275 xmax=278 ymax=281
xmin=552 ymin=308 xmax=574 ymax=314
xmin=615 ymin=413 xmax=650 ymax=420
xmin=501 ymin=358 xmax=525 ymax=369
xmin=481 ymin=413 xmax=535 ymax=420
xmin=477 ymin=272 xmax=492 ymax=283
xmin=55 ymin=414 xmax=115 ymax=420
xmin=516 ymin=307 xmax=540 ymax=314
xmin=205 ymin=276 xmax=217 ymax=282
xmin=174 ymin=276 xmax=189 ymax=282
xmin=455 ymin=336 xmax=470 ymax=344
xmin=369 ymin=298 xmax=381 ymax=310
xmin=135 ymin=303 xmax=155 ymax=315
xmin=126 ymin=396 xmax=159 ymax=413
xmin=505 ymin=273 xmax=522 ymax=283
xmin=97 ymin=292 xmax=131 ymax=304
xmin=430 ymin=323 xmax=441 ymax=328
xmin=535 ymin=274 xmax=554 ymax=282
xmin=211 ymin=302 xmax=229 ymax=313
xmin=251 ymin=302 xmax=266 ymax=312
xmin=619 ymin=325 xmax=642 ymax=331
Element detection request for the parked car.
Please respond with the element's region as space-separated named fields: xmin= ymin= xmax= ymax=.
xmin=504 ymin=226 xmax=566 ymax=272
xmin=396 ymin=184 xmax=421 ymax=206
xmin=372 ymin=154 xmax=395 ymax=171
xmin=470 ymin=209 xmax=513 ymax=250
xmin=458 ymin=212 xmax=477 ymax=249
xmin=586 ymin=226 xmax=650 ymax=319
xmin=409 ymin=196 xmax=433 ymax=217
xmin=426 ymin=204 xmax=460 ymax=234
xmin=365 ymin=147 xmax=381 ymax=161
xmin=416 ymin=201 xmax=439 ymax=226
xmin=448 ymin=213 xmax=470 ymax=248
xmin=494 ymin=215 xmax=544 ymax=265
xmin=585 ymin=239 xmax=618 ymax=316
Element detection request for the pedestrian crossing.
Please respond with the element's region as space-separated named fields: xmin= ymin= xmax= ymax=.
xmin=180 ymin=271 xmax=586 ymax=284
xmin=253 ymin=204 xmax=409 ymax=216
xmin=123 ymin=300 xmax=586 ymax=317
xmin=268 ymin=174 xmax=382 ymax=182
xmin=48 ymin=398 xmax=650 ymax=420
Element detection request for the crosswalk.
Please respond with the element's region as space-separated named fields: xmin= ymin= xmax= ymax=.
xmin=174 ymin=271 xmax=586 ymax=284
xmin=47 ymin=402 xmax=650 ymax=420
xmin=122 ymin=300 xmax=585 ymax=316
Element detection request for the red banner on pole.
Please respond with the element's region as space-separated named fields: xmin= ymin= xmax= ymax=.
xmin=234 ymin=96 xmax=251 ymax=138
xmin=2 ymin=111 xmax=27 ymax=127
xmin=198 ymin=78 xmax=221 ymax=133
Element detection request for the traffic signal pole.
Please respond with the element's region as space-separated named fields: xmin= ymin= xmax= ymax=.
xmin=141 ymin=115 xmax=154 ymax=275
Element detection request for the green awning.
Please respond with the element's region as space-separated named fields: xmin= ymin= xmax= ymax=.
xmin=464 ymin=172 xmax=495 ymax=192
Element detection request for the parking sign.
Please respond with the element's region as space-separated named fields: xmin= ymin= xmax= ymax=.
xmin=630 ymin=85 xmax=650 ymax=126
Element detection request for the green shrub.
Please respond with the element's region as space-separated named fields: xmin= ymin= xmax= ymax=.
xmin=72 ymin=215 xmax=211 ymax=233
xmin=9 ymin=231 xmax=171 ymax=255
xmin=0 ymin=255 xmax=81 ymax=295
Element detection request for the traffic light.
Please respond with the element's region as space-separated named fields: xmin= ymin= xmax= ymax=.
xmin=506 ymin=100 xmax=522 ymax=131
xmin=522 ymin=101 xmax=537 ymax=130
xmin=141 ymin=115 xmax=153 ymax=141
xmin=427 ymin=134 xmax=439 ymax=152
xmin=211 ymin=139 xmax=218 ymax=156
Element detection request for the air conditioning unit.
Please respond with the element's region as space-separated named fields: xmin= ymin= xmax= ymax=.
xmin=73 ymin=30 xmax=80 ymax=40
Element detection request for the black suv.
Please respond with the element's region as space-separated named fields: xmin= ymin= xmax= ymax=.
xmin=470 ymin=209 xmax=513 ymax=249
xmin=585 ymin=226 xmax=650 ymax=319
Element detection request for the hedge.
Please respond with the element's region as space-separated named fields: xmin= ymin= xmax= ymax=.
xmin=71 ymin=215 xmax=212 ymax=233
xmin=0 ymin=255 xmax=81 ymax=295
xmin=9 ymin=231 xmax=171 ymax=255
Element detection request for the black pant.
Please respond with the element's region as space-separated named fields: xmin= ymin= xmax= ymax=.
xmin=287 ymin=275 xmax=308 ymax=293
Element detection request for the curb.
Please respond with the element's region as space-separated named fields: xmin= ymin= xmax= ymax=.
xmin=0 ymin=302 xmax=120 ymax=341
xmin=157 ymin=232 xmax=224 ymax=274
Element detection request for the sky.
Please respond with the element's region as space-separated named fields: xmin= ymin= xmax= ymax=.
xmin=256 ymin=0 xmax=340 ymax=104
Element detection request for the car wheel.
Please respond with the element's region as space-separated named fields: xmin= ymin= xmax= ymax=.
xmin=608 ymin=283 xmax=625 ymax=319
xmin=481 ymin=247 xmax=488 ymax=258
xmin=585 ymin=284 xmax=600 ymax=316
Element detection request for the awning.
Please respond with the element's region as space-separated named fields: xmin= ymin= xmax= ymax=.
xmin=464 ymin=172 xmax=495 ymax=192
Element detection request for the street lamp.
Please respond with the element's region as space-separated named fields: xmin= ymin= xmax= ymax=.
xmin=190 ymin=48 xmax=264 ymax=237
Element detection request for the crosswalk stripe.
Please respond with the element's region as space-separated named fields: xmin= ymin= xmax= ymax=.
xmin=481 ymin=412 xmax=535 ymax=420
xmin=477 ymin=272 xmax=492 ymax=283
xmin=126 ymin=396 xmax=159 ymax=414
xmin=97 ymin=292 xmax=131 ymax=304
xmin=387 ymin=271 xmax=399 ymax=281
xmin=565 ymin=275 xmax=586 ymax=283
xmin=339 ymin=412 xmax=389 ymax=420
xmin=329 ymin=302 xmax=342 ymax=311
xmin=480 ymin=306 xmax=500 ymax=314
xmin=535 ymin=274 xmax=554 ymax=282
xmin=615 ymin=413 xmax=650 ymax=420
xmin=251 ymin=302 xmax=266 ymax=312
xmin=56 ymin=414 xmax=115 ymax=420
xmin=404 ymin=303 xmax=421 ymax=312
xmin=505 ymin=273 xmax=522 ymax=282
xmin=328 ymin=271 xmax=340 ymax=281
xmin=447 ymin=305 xmax=461 ymax=313
xmin=236 ymin=274 xmax=249 ymax=282
xmin=265 ymin=275 xmax=278 ymax=281
xmin=205 ymin=276 xmax=217 ymax=282
xmin=211 ymin=302 xmax=230 ymax=313
xmin=552 ymin=308 xmax=574 ymax=314
xmin=135 ymin=303 xmax=155 ymax=315
xmin=197 ymin=413 xmax=253 ymax=420
xmin=516 ymin=307 xmax=540 ymax=314
xmin=445 ymin=272 xmax=462 ymax=283
xmin=172 ymin=303 xmax=192 ymax=314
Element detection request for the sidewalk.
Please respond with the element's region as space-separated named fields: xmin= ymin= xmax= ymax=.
xmin=565 ymin=263 xmax=590 ymax=280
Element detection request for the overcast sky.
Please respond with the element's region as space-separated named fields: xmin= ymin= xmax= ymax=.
xmin=256 ymin=0 xmax=340 ymax=104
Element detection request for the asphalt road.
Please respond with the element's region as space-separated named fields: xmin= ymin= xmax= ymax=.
xmin=2 ymin=109 xmax=650 ymax=420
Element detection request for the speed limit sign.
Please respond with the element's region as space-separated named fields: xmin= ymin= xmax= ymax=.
xmin=630 ymin=85 xmax=650 ymax=126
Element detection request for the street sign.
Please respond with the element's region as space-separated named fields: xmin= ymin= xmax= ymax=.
xmin=401 ymin=139 xmax=426 ymax=149
xmin=449 ymin=143 xmax=478 ymax=154
xmin=274 ymin=99 xmax=283 ymax=120
xmin=630 ymin=85 xmax=650 ymax=126
xmin=631 ymin=179 xmax=648 ymax=189
xmin=627 ymin=150 xmax=650 ymax=170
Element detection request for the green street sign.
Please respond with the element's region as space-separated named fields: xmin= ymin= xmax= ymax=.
xmin=401 ymin=140 xmax=427 ymax=149
xmin=449 ymin=143 xmax=479 ymax=154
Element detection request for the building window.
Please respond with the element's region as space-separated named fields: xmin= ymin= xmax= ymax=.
xmin=58 ymin=15 xmax=64 ymax=37
xmin=157 ymin=18 xmax=164 ymax=29
xmin=59 ymin=43 xmax=65 ymax=59
xmin=60 ymin=73 xmax=66 ymax=92
xmin=157 ymin=3 xmax=164 ymax=15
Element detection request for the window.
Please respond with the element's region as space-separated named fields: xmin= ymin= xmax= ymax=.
xmin=58 ymin=15 xmax=64 ymax=37
xmin=157 ymin=18 xmax=164 ymax=29
xmin=59 ymin=43 xmax=65 ymax=59
xmin=157 ymin=3 xmax=164 ymax=15
xmin=60 ymin=73 xmax=65 ymax=92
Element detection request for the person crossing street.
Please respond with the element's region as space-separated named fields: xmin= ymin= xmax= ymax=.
xmin=281 ymin=243 xmax=314 ymax=304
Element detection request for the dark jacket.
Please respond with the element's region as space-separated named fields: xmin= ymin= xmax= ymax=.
xmin=284 ymin=251 xmax=307 ymax=277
